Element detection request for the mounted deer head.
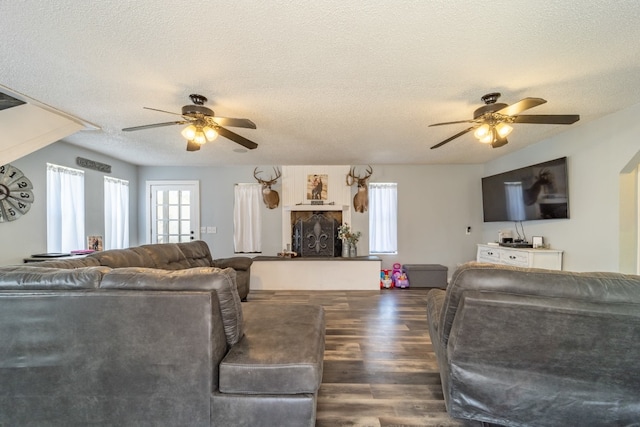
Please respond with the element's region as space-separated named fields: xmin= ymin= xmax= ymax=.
xmin=254 ymin=167 xmax=282 ymax=209
xmin=346 ymin=165 xmax=373 ymax=213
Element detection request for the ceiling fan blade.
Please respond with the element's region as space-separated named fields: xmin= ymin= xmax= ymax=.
xmin=210 ymin=117 xmax=257 ymax=129
xmin=216 ymin=126 xmax=258 ymax=149
xmin=186 ymin=140 xmax=201 ymax=151
xmin=143 ymin=107 xmax=184 ymax=116
xmin=429 ymin=119 xmax=475 ymax=127
xmin=430 ymin=126 xmax=476 ymax=149
xmin=512 ymin=114 xmax=580 ymax=125
xmin=497 ymin=97 xmax=547 ymax=116
xmin=122 ymin=121 xmax=188 ymax=131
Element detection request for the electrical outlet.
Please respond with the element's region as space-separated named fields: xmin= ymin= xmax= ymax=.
xmin=200 ymin=226 xmax=207 ymax=234
xmin=207 ymin=226 xmax=217 ymax=234
xmin=466 ymin=226 xmax=471 ymax=235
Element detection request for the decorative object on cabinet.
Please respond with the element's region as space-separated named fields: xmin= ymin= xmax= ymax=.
xmin=532 ymin=236 xmax=544 ymax=248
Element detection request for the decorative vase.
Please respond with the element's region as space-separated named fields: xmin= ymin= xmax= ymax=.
xmin=349 ymin=243 xmax=357 ymax=258
xmin=342 ymin=240 xmax=350 ymax=257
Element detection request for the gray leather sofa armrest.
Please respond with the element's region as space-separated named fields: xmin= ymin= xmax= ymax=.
xmin=212 ymin=256 xmax=253 ymax=271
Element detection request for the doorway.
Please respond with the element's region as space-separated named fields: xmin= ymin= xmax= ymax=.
xmin=146 ymin=181 xmax=200 ymax=243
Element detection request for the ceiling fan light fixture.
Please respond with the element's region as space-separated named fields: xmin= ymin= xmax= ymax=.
xmin=203 ymin=126 xmax=218 ymax=141
xmin=473 ymin=123 xmax=491 ymax=140
xmin=181 ymin=124 xmax=197 ymax=140
xmin=495 ymin=122 xmax=513 ymax=138
xmin=478 ymin=127 xmax=497 ymax=144
xmin=193 ymin=131 xmax=207 ymax=145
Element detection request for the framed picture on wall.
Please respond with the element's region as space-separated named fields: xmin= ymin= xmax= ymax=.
xmin=306 ymin=174 xmax=328 ymax=201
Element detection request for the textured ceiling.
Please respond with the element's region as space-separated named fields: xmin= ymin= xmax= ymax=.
xmin=1 ymin=1 xmax=640 ymax=166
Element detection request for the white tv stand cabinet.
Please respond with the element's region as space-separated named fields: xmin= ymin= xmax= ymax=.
xmin=476 ymin=244 xmax=563 ymax=271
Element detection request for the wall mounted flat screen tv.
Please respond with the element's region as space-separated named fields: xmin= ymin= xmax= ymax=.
xmin=482 ymin=157 xmax=569 ymax=222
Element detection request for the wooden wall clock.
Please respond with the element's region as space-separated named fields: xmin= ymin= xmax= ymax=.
xmin=0 ymin=164 xmax=34 ymax=222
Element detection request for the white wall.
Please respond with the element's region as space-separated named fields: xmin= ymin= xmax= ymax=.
xmin=482 ymin=102 xmax=640 ymax=272
xmin=0 ymin=141 xmax=139 ymax=265
xmin=137 ymin=166 xmax=284 ymax=260
xmin=138 ymin=163 xmax=485 ymax=275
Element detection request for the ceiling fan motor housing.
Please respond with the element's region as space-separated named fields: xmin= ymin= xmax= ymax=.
xmin=182 ymin=104 xmax=214 ymax=117
xmin=473 ymin=103 xmax=508 ymax=119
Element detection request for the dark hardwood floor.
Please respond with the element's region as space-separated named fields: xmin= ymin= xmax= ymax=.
xmin=247 ymin=289 xmax=466 ymax=427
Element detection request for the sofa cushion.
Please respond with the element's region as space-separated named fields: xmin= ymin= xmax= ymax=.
xmin=28 ymin=257 xmax=101 ymax=269
xmin=89 ymin=247 xmax=156 ymax=268
xmin=100 ymin=266 xmax=244 ymax=345
xmin=176 ymin=241 xmax=214 ymax=268
xmin=139 ymin=243 xmax=192 ymax=270
xmin=0 ymin=266 xmax=110 ymax=289
xmin=219 ymin=304 xmax=325 ymax=395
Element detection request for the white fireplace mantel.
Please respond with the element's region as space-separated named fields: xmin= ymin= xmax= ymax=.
xmin=280 ymin=166 xmax=353 ymax=252
xmin=284 ymin=204 xmax=349 ymax=212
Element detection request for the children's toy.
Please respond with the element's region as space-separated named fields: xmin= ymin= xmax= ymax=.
xmin=391 ymin=263 xmax=402 ymax=287
xmin=396 ymin=273 xmax=409 ymax=288
xmin=380 ymin=269 xmax=393 ymax=289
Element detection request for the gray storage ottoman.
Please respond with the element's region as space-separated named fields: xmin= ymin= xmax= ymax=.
xmin=402 ymin=264 xmax=448 ymax=288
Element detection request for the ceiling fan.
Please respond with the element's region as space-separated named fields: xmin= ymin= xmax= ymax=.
xmin=122 ymin=94 xmax=258 ymax=151
xmin=429 ymin=93 xmax=579 ymax=149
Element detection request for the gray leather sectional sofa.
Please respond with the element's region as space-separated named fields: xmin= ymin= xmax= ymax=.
xmin=426 ymin=262 xmax=640 ymax=427
xmin=22 ymin=240 xmax=253 ymax=300
xmin=0 ymin=241 xmax=326 ymax=426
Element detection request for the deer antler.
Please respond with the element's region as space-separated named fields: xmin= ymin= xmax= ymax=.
xmin=254 ymin=167 xmax=281 ymax=185
xmin=346 ymin=165 xmax=373 ymax=186
xmin=346 ymin=166 xmax=356 ymax=186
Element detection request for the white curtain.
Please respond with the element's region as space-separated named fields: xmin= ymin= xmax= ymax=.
xmin=234 ymin=183 xmax=262 ymax=253
xmin=47 ymin=163 xmax=85 ymax=253
xmin=369 ymin=182 xmax=398 ymax=254
xmin=104 ymin=176 xmax=129 ymax=250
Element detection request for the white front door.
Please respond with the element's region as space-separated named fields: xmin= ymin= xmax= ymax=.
xmin=147 ymin=181 xmax=200 ymax=243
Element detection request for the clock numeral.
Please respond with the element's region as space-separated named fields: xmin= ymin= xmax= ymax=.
xmin=20 ymin=192 xmax=30 ymax=199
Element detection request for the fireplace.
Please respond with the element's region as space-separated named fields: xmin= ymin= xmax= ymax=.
xmin=291 ymin=212 xmax=342 ymax=257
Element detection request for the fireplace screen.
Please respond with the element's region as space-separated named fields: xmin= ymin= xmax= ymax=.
xmin=292 ymin=213 xmax=341 ymax=257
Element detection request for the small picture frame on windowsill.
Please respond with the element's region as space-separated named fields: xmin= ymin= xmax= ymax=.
xmin=532 ymin=236 xmax=544 ymax=249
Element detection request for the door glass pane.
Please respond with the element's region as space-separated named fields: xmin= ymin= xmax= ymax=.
xmin=156 ymin=206 xmax=164 ymax=219
xmin=169 ymin=206 xmax=179 ymax=218
xmin=181 ymin=191 xmax=190 ymax=205
xmin=157 ymin=221 xmax=164 ymax=234
xmin=169 ymin=221 xmax=179 ymax=234
xmin=169 ymin=235 xmax=180 ymax=243
xmin=181 ymin=220 xmax=190 ymax=233
xmin=168 ymin=191 xmax=179 ymax=204
xmin=181 ymin=205 xmax=190 ymax=219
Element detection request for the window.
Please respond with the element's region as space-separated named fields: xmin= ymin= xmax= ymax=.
xmin=104 ymin=176 xmax=129 ymax=250
xmin=233 ymin=183 xmax=262 ymax=253
xmin=47 ymin=163 xmax=85 ymax=252
xmin=369 ymin=182 xmax=398 ymax=254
